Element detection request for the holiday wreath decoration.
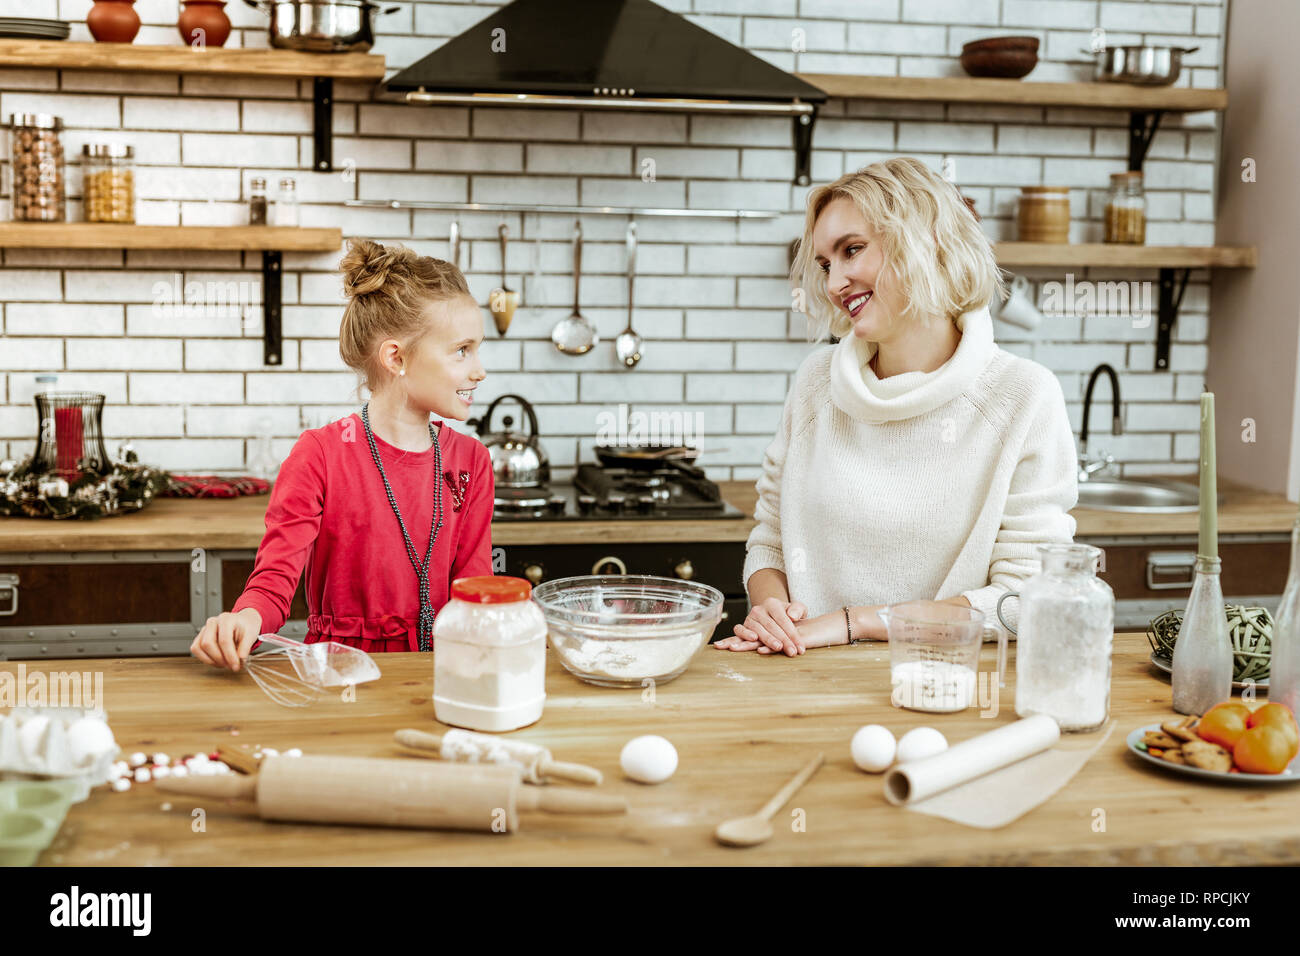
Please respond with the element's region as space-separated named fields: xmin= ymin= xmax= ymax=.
xmin=0 ymin=392 xmax=170 ymax=520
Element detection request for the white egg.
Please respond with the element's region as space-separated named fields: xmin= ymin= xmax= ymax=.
xmin=850 ymin=724 xmax=897 ymax=773
xmin=896 ymin=727 xmax=948 ymax=764
xmin=620 ymin=735 xmax=678 ymax=784
xmin=68 ymin=716 xmax=116 ymax=767
xmin=18 ymin=715 xmax=51 ymax=762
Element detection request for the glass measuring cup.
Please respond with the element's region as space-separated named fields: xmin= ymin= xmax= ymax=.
xmin=880 ymin=601 xmax=1007 ymax=713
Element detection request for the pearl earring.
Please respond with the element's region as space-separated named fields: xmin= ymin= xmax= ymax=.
xmin=399 ymin=369 xmax=406 ymax=377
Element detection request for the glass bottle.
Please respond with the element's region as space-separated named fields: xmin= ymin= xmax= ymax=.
xmin=1171 ymin=555 xmax=1233 ymax=715
xmin=246 ymin=415 xmax=279 ymax=484
xmin=1268 ymin=511 xmax=1300 ymax=717
xmin=1001 ymin=544 xmax=1114 ymax=732
xmin=82 ymin=143 xmax=135 ymax=223
xmin=272 ymin=177 xmax=297 ymax=226
xmin=248 ymin=176 xmax=267 ymax=225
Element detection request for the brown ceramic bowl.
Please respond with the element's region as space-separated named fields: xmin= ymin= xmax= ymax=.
xmin=960 ymin=36 xmax=1039 ymax=79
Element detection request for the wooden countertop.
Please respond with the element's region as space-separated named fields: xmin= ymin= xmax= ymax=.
xmin=18 ymin=631 xmax=1300 ymax=866
xmin=0 ymin=478 xmax=1294 ymax=553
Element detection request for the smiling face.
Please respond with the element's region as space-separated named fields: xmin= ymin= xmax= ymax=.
xmin=385 ymin=295 xmax=486 ymax=421
xmin=811 ymin=197 xmax=905 ymax=341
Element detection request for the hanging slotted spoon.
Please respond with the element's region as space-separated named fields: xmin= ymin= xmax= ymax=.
xmin=551 ymin=220 xmax=598 ymax=354
xmin=615 ymin=220 xmax=643 ymax=368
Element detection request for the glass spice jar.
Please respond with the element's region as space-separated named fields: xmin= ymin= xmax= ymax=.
xmin=272 ymin=177 xmax=298 ymax=226
xmin=1016 ymin=186 xmax=1070 ymax=243
xmin=1104 ymin=171 xmax=1146 ymax=244
xmin=82 ymin=143 xmax=135 ymax=223
xmin=433 ymin=575 xmax=547 ymax=732
xmin=10 ymin=113 xmax=66 ymax=222
xmin=248 ymin=176 xmax=268 ymax=225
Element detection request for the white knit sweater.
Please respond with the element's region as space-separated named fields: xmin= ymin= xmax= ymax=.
xmin=743 ymin=305 xmax=1079 ymax=632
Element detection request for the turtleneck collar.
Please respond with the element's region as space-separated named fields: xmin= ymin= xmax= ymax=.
xmin=829 ymin=305 xmax=996 ymax=423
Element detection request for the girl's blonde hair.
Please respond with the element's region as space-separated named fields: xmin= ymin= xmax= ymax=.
xmin=791 ymin=156 xmax=1003 ymax=341
xmin=338 ymin=238 xmax=473 ymax=393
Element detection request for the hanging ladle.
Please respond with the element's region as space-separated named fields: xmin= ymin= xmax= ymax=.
xmin=615 ymin=220 xmax=643 ymax=368
xmin=489 ymin=222 xmax=519 ymax=337
xmin=550 ymin=220 xmax=598 ymax=355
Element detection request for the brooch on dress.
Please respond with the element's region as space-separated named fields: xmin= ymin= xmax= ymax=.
xmin=444 ymin=470 xmax=471 ymax=512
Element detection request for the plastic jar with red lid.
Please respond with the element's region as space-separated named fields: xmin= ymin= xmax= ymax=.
xmin=433 ymin=575 xmax=547 ymax=732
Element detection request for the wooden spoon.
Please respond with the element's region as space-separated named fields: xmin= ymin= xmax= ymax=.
xmin=713 ymin=752 xmax=825 ymax=847
xmin=489 ymin=222 xmax=519 ymax=336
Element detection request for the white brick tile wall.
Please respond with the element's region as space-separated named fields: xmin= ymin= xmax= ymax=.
xmin=0 ymin=0 xmax=1226 ymax=477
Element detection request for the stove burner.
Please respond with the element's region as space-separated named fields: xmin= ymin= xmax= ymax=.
xmin=494 ymin=485 xmax=551 ymax=511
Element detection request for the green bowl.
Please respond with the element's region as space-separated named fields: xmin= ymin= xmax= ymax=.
xmin=0 ymin=810 xmax=56 ymax=867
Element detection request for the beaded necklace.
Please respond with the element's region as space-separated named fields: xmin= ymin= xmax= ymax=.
xmin=361 ymin=403 xmax=444 ymax=652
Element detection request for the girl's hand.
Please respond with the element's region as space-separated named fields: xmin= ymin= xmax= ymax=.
xmin=713 ymin=598 xmax=807 ymax=656
xmin=756 ymin=611 xmax=848 ymax=654
xmin=191 ymin=608 xmax=262 ymax=671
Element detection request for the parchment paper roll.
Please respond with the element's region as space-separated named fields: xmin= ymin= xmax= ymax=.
xmin=883 ymin=715 xmax=1060 ymax=806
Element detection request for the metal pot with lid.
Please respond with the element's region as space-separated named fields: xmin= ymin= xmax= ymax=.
xmin=471 ymin=394 xmax=550 ymax=489
xmin=243 ymin=0 xmax=400 ymax=53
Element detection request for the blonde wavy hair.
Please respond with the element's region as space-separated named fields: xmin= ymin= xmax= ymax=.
xmin=338 ymin=238 xmax=473 ymax=394
xmin=791 ymin=156 xmax=1003 ymax=341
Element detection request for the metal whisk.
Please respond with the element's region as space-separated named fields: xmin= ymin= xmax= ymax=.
xmin=244 ymin=634 xmax=382 ymax=708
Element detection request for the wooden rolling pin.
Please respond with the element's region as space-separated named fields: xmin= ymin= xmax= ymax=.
xmin=155 ymin=754 xmax=626 ymax=833
xmin=394 ymin=728 xmax=603 ymax=785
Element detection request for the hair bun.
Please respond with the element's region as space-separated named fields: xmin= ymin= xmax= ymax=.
xmin=340 ymin=238 xmax=392 ymax=297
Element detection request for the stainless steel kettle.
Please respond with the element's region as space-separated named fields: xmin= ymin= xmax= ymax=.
xmin=471 ymin=394 xmax=550 ymax=489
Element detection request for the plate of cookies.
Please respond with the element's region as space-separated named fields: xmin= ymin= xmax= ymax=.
xmin=1127 ymin=712 xmax=1300 ymax=784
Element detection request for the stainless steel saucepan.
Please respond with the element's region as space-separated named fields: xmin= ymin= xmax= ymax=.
xmin=244 ymin=0 xmax=400 ymax=53
xmin=1083 ymin=44 xmax=1199 ymax=86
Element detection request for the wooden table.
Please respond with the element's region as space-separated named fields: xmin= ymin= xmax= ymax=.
xmin=12 ymin=631 xmax=1300 ymax=866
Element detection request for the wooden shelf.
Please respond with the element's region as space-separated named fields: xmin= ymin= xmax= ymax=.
xmin=0 ymin=40 xmax=385 ymax=80
xmin=797 ymin=73 xmax=1227 ymax=111
xmin=994 ymin=243 xmax=1257 ymax=269
xmin=0 ymin=223 xmax=341 ymax=251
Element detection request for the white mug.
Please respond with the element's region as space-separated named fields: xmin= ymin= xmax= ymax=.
xmin=995 ymin=274 xmax=1044 ymax=331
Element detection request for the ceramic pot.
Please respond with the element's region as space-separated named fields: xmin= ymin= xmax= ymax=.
xmin=86 ymin=0 xmax=141 ymax=43
xmin=178 ymin=0 xmax=232 ymax=47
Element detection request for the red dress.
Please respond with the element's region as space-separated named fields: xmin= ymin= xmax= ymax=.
xmin=232 ymin=413 xmax=494 ymax=652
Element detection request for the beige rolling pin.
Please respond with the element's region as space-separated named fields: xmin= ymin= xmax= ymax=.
xmin=155 ymin=754 xmax=625 ymax=832
xmin=394 ymin=728 xmax=603 ymax=785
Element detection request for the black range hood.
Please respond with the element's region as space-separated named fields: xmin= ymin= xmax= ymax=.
xmin=383 ymin=0 xmax=827 ymax=184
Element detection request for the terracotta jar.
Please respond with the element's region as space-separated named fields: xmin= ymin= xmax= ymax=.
xmin=178 ymin=0 xmax=232 ymax=48
xmin=86 ymin=0 xmax=141 ymax=44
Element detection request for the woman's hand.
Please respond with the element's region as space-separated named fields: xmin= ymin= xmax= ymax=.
xmin=191 ymin=608 xmax=262 ymax=671
xmin=713 ymin=598 xmax=808 ymax=655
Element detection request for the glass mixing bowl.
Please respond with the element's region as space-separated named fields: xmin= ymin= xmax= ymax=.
xmin=531 ymin=575 xmax=724 ymax=687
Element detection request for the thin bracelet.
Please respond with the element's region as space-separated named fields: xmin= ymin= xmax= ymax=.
xmin=843 ymin=606 xmax=854 ymax=645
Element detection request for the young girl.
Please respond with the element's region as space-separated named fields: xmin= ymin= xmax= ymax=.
xmin=191 ymin=238 xmax=492 ymax=670
xmin=715 ymin=157 xmax=1078 ymax=656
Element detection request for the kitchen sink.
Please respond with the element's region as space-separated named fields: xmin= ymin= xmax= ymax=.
xmin=1075 ymin=479 xmax=1223 ymax=514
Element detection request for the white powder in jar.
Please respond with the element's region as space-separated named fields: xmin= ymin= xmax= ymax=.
xmin=890 ymin=660 xmax=977 ymax=713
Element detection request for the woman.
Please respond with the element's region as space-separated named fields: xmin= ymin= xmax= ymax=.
xmin=715 ymin=157 xmax=1078 ymax=656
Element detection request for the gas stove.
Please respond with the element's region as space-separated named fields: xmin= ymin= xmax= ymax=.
xmin=492 ymin=465 xmax=743 ymax=521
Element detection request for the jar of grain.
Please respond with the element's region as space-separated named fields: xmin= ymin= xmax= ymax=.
xmin=1017 ymin=186 xmax=1070 ymax=243
xmin=1104 ymin=171 xmax=1145 ymax=244
xmin=10 ymin=113 xmax=66 ymax=222
xmin=82 ymin=143 xmax=135 ymax=224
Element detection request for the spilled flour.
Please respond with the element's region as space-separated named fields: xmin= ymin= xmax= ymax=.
xmin=714 ymin=664 xmax=751 ymax=682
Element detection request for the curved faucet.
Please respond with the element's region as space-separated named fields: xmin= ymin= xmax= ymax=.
xmin=1079 ymin=363 xmax=1122 ymax=481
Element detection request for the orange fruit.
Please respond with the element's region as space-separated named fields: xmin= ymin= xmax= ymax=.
xmin=1247 ymin=702 xmax=1300 ymax=759
xmin=1196 ymin=702 xmax=1250 ymax=749
xmin=1233 ymin=725 xmax=1293 ymax=774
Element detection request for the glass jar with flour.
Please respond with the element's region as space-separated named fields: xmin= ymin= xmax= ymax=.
xmin=433 ymin=576 xmax=547 ymax=732
xmin=997 ymin=544 xmax=1114 ymax=732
